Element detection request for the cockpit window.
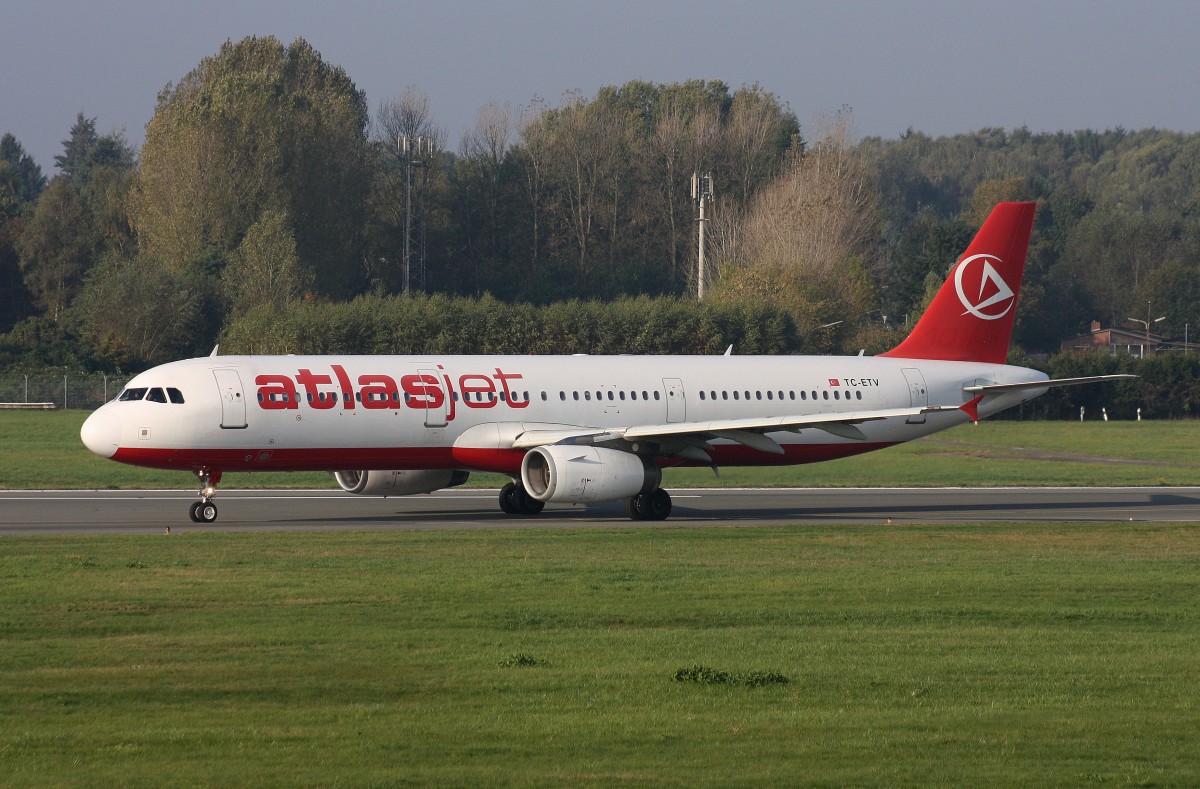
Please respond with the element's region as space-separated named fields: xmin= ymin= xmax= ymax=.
xmin=118 ymin=388 xmax=148 ymax=402
xmin=167 ymin=388 xmax=185 ymax=404
xmin=146 ymin=387 xmax=168 ymax=403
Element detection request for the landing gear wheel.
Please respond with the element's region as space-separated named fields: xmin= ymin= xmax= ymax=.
xmin=189 ymin=501 xmax=203 ymax=523
xmin=625 ymin=493 xmax=649 ymax=520
xmin=626 ymin=489 xmax=670 ymax=521
xmin=196 ymin=502 xmax=218 ymax=523
xmin=646 ymin=488 xmax=672 ymax=521
xmin=515 ymin=486 xmax=545 ymax=515
xmin=499 ymin=481 xmax=545 ymax=516
xmin=499 ymin=482 xmax=520 ymax=514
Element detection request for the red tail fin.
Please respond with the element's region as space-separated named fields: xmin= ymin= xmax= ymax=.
xmin=881 ymin=202 xmax=1036 ymax=363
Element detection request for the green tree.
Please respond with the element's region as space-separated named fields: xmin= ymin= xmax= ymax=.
xmin=15 ymin=177 xmax=92 ymax=322
xmin=1 ymin=133 xmax=46 ymax=203
xmin=133 ymin=36 xmax=371 ymax=300
xmin=75 ymin=253 xmax=209 ymax=366
xmin=225 ymin=207 xmax=310 ymax=316
xmin=0 ymin=133 xmax=45 ymax=330
xmin=14 ymin=117 xmax=135 ymax=325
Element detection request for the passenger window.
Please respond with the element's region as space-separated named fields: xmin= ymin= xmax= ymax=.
xmin=167 ymin=388 xmax=185 ymax=404
xmin=118 ymin=388 xmax=148 ymax=402
xmin=699 ymin=391 xmax=706 ymax=401
xmin=585 ymin=391 xmax=591 ymax=401
xmin=653 ymin=391 xmax=660 ymax=401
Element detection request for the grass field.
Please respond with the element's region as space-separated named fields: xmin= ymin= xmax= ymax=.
xmin=2 ymin=410 xmax=1199 ymax=489
xmin=1 ymin=524 xmax=1198 ymax=786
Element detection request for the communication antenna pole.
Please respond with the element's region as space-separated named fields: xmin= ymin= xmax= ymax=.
xmin=692 ymin=172 xmax=713 ymax=299
xmin=399 ymin=135 xmax=433 ymax=294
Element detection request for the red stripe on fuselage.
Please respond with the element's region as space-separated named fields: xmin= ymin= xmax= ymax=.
xmin=110 ymin=441 xmax=897 ymax=475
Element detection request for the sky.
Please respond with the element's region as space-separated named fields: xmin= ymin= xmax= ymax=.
xmin=3 ymin=0 xmax=1199 ymax=174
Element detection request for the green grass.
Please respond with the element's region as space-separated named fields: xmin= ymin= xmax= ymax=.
xmin=5 ymin=410 xmax=1198 ymax=490
xmin=1 ymin=524 xmax=1198 ymax=786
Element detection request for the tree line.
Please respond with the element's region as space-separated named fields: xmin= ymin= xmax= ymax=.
xmin=2 ymin=35 xmax=1199 ymax=387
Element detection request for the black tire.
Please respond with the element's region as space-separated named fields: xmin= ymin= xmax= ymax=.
xmin=198 ymin=502 xmax=218 ymax=523
xmin=625 ymin=494 xmax=649 ymax=520
xmin=188 ymin=501 xmax=202 ymax=523
xmin=646 ymin=489 xmax=672 ymax=521
xmin=499 ymin=482 xmax=519 ymax=515
xmin=515 ymin=487 xmax=545 ymax=515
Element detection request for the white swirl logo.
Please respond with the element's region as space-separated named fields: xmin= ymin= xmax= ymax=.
xmin=954 ymin=254 xmax=1014 ymax=321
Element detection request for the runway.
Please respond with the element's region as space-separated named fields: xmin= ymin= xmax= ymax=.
xmin=3 ymin=486 xmax=1200 ymax=535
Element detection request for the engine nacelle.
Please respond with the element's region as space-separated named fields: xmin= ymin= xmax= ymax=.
xmin=334 ymin=469 xmax=470 ymax=497
xmin=521 ymin=445 xmax=661 ymax=504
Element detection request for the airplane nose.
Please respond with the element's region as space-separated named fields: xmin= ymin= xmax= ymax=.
xmin=81 ymin=409 xmax=120 ymax=458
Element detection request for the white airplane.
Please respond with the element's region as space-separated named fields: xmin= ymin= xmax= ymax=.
xmin=82 ymin=202 xmax=1127 ymax=523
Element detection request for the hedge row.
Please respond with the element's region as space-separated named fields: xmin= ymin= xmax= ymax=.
xmin=1016 ymin=350 xmax=1200 ymax=420
xmin=219 ymin=294 xmax=801 ymax=357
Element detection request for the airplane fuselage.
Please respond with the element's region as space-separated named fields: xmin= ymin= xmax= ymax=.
xmin=82 ymin=352 xmax=1045 ymax=475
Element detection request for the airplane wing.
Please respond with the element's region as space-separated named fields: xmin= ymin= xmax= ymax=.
xmin=963 ymin=374 xmax=1136 ymax=395
xmin=509 ymin=405 xmax=957 ymax=459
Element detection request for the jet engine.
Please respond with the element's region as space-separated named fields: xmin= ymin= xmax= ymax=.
xmin=333 ymin=469 xmax=470 ymax=497
xmin=521 ymin=445 xmax=661 ymax=504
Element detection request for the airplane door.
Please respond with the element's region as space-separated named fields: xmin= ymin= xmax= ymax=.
xmin=901 ymin=368 xmax=928 ymax=424
xmin=419 ymin=368 xmax=448 ymax=428
xmin=663 ymin=378 xmax=685 ymax=423
xmin=213 ymin=369 xmax=247 ymax=429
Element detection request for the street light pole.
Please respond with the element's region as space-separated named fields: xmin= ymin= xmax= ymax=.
xmin=1128 ymin=304 xmax=1166 ymax=359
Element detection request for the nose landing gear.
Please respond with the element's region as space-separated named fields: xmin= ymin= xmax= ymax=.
xmin=189 ymin=469 xmax=222 ymax=523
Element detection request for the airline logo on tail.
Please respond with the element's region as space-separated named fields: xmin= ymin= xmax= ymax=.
xmin=954 ymin=254 xmax=1015 ymax=321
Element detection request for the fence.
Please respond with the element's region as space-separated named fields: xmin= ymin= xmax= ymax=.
xmin=1 ymin=375 xmax=130 ymax=410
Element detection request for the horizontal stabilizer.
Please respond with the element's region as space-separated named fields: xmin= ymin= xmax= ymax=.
xmin=963 ymin=374 xmax=1136 ymax=395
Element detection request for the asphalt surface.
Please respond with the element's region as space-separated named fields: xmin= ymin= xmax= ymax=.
xmin=3 ymin=487 xmax=1200 ymax=535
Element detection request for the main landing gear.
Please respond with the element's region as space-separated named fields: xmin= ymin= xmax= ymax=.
xmin=189 ymin=469 xmax=221 ymax=523
xmin=496 ymin=481 xmax=672 ymax=521
xmin=625 ymin=488 xmax=672 ymax=521
xmin=499 ymin=481 xmax=545 ymax=515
